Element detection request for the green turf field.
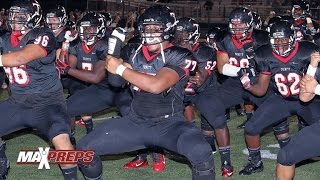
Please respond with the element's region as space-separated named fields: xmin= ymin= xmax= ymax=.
xmin=1 ymin=90 xmax=319 ymax=180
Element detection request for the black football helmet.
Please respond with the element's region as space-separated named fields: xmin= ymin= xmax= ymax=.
xmin=269 ymin=20 xmax=296 ymax=57
xmin=229 ymin=7 xmax=253 ymax=40
xmin=46 ymin=5 xmax=67 ymax=32
xmin=206 ymin=26 xmax=220 ymax=49
xmin=101 ymin=12 xmax=112 ymax=27
xmin=137 ymin=5 xmax=176 ymax=45
xmin=266 ymin=16 xmax=282 ymax=32
xmin=292 ymin=0 xmax=310 ymax=19
xmin=8 ymin=0 xmax=42 ymax=35
xmin=175 ymin=17 xmax=200 ymax=45
xmin=252 ymin=12 xmax=262 ymax=29
xmin=76 ymin=12 xmax=106 ymax=45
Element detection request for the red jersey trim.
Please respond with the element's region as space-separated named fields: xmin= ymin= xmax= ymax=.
xmin=272 ymin=42 xmax=299 ymax=64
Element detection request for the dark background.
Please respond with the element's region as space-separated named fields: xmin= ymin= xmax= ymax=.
xmin=0 ymin=0 xmax=88 ymax=11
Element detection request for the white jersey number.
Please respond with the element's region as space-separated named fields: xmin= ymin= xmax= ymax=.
xmin=274 ymin=73 xmax=301 ymax=97
xmin=4 ymin=65 xmax=30 ymax=86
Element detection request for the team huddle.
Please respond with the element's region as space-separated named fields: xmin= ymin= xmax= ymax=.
xmin=0 ymin=0 xmax=319 ymax=179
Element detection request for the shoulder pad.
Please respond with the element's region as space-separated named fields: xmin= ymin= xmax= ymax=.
xmin=298 ymin=41 xmax=320 ymax=55
xmin=165 ymin=46 xmax=194 ymax=65
xmin=216 ymin=29 xmax=229 ymax=43
xmin=194 ymin=44 xmax=216 ymax=62
xmin=254 ymin=44 xmax=272 ymax=60
xmin=253 ymin=29 xmax=269 ymax=46
xmin=96 ymin=36 xmax=108 ymax=50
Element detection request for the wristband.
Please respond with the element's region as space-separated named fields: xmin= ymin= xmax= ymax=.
xmin=315 ymin=84 xmax=320 ymax=95
xmin=116 ymin=64 xmax=127 ymax=76
xmin=306 ymin=64 xmax=317 ymax=76
xmin=0 ymin=55 xmax=2 ymax=67
xmin=62 ymin=42 xmax=70 ymax=51
xmin=306 ymin=17 xmax=312 ymax=24
xmin=222 ymin=63 xmax=241 ymax=77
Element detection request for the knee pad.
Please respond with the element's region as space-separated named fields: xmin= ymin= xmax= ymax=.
xmin=201 ymin=116 xmax=214 ymax=131
xmin=277 ymin=149 xmax=295 ymax=166
xmin=244 ymin=121 xmax=260 ymax=136
xmin=211 ymin=115 xmax=227 ymax=130
xmin=78 ymin=155 xmax=102 ymax=180
xmin=192 ymin=160 xmax=215 ymax=180
xmin=273 ymin=120 xmax=289 ymax=136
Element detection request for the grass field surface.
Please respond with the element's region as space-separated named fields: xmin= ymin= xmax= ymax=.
xmin=1 ymin=90 xmax=319 ymax=180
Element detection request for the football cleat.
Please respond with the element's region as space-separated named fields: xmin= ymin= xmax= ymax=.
xmin=77 ymin=120 xmax=85 ymax=126
xmin=225 ymin=112 xmax=231 ymax=122
xmin=235 ymin=107 xmax=245 ymax=116
xmin=152 ymin=153 xmax=165 ymax=172
xmin=221 ymin=163 xmax=234 ymax=177
xmin=123 ymin=156 xmax=148 ymax=169
xmin=70 ymin=136 xmax=76 ymax=147
xmin=239 ymin=160 xmax=263 ymax=175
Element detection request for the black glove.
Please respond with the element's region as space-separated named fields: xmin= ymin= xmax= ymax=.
xmin=237 ymin=67 xmax=256 ymax=78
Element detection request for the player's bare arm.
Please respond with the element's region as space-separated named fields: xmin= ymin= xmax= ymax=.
xmin=246 ymin=73 xmax=271 ymax=96
xmin=68 ymin=60 xmax=106 ymax=84
xmin=0 ymin=44 xmax=46 ymax=67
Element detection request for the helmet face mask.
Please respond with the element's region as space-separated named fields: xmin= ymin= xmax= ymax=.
xmin=8 ymin=0 xmax=42 ymax=36
xmin=140 ymin=24 xmax=165 ymax=45
xmin=229 ymin=21 xmax=251 ymax=40
xmin=77 ymin=12 xmax=106 ymax=46
xmin=270 ymin=37 xmax=292 ymax=57
xmin=78 ymin=25 xmax=99 ymax=45
xmin=46 ymin=16 xmax=60 ymax=31
xmin=137 ymin=5 xmax=176 ymax=45
xmin=291 ymin=0 xmax=310 ymax=19
xmin=229 ymin=7 xmax=253 ymax=41
xmin=175 ymin=17 xmax=200 ymax=45
xmin=8 ymin=10 xmax=30 ymax=33
xmin=46 ymin=5 xmax=67 ymax=32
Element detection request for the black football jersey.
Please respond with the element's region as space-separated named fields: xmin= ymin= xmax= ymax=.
xmin=256 ymin=41 xmax=320 ymax=100
xmin=293 ymin=19 xmax=319 ymax=41
xmin=216 ymin=29 xmax=269 ymax=84
xmin=128 ymin=45 xmax=191 ymax=119
xmin=55 ymin=29 xmax=66 ymax=49
xmin=185 ymin=42 xmax=217 ymax=94
xmin=69 ymin=36 xmax=109 ymax=87
xmin=1 ymin=27 xmax=61 ymax=94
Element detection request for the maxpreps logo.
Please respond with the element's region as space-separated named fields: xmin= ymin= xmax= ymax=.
xmin=17 ymin=147 xmax=94 ymax=169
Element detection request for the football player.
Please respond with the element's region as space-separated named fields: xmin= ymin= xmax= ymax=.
xmin=0 ymin=0 xmax=77 ymax=179
xmin=291 ymin=0 xmax=319 ymax=41
xmin=206 ymin=26 xmax=246 ymax=122
xmin=120 ymin=35 xmax=166 ymax=172
xmin=56 ymin=12 xmax=132 ymax=138
xmin=194 ymin=7 xmax=270 ymax=177
xmin=239 ymin=20 xmax=320 ymax=176
xmin=276 ymin=52 xmax=320 ymax=180
xmin=173 ymin=17 xmax=217 ymax=154
xmin=77 ymin=5 xmax=216 ymax=180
